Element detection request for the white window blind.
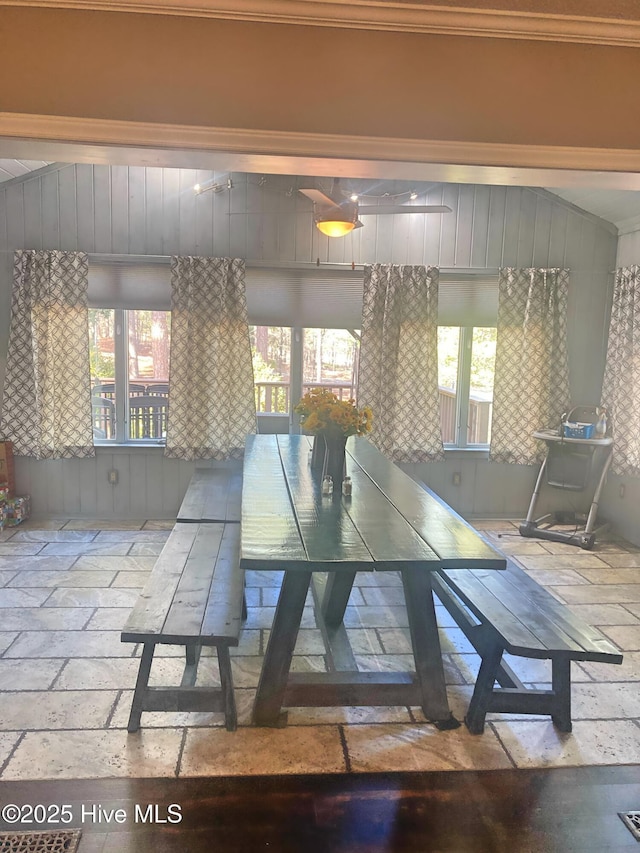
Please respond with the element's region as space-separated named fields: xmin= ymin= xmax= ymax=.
xmin=438 ymin=273 xmax=499 ymax=327
xmin=87 ymin=258 xmax=498 ymax=329
xmin=244 ymin=267 xmax=364 ymax=328
xmin=88 ymin=260 xmax=171 ymax=310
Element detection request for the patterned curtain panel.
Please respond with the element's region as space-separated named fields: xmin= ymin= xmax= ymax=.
xmin=165 ymin=256 xmax=256 ymax=460
xmin=0 ymin=250 xmax=94 ymax=459
xmin=490 ymin=268 xmax=570 ymax=465
xmin=357 ymin=264 xmax=444 ymax=462
xmin=601 ymin=265 xmax=640 ymax=476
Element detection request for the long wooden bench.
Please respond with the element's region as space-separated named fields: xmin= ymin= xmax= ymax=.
xmin=176 ymin=467 xmax=242 ymax=523
xmin=121 ymin=522 xmax=245 ymax=732
xmin=431 ymin=559 xmax=623 ymax=733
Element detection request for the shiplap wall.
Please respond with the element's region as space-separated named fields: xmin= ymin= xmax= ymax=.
xmin=0 ymin=165 xmax=618 ymax=519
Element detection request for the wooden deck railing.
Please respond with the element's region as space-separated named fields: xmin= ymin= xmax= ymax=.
xmin=255 ymin=381 xmax=492 ymax=445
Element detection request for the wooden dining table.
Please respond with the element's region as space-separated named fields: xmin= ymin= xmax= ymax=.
xmin=240 ymin=434 xmax=506 ymax=728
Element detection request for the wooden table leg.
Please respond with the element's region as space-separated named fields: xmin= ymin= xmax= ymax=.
xmin=253 ymin=570 xmax=312 ymax=726
xmin=402 ymin=568 xmax=460 ymax=730
xmin=321 ymin=571 xmax=357 ymax=627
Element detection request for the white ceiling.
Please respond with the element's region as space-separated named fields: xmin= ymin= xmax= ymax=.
xmin=0 ymin=159 xmax=50 ymax=184
xmin=2 ymin=157 xmax=640 ymax=234
xmin=542 ymin=186 xmax=640 ymax=234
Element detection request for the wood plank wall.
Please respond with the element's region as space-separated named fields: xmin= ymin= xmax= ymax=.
xmin=0 ymin=165 xmax=618 ymax=520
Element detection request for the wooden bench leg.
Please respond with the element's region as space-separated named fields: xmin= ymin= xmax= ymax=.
xmin=465 ymin=643 xmax=504 ymax=734
xmin=128 ymin=642 xmax=156 ymax=733
xmin=551 ymin=657 xmax=572 ymax=732
xmin=182 ymin=643 xmax=202 ymax=687
xmin=217 ymin=645 xmax=237 ymax=731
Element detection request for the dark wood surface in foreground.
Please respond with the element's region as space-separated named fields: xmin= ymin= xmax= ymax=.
xmin=1 ymin=766 xmax=638 ymax=852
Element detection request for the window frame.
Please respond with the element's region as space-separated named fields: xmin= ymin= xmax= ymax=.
xmin=91 ymin=307 xmax=170 ymax=447
xmin=441 ymin=324 xmax=496 ymax=452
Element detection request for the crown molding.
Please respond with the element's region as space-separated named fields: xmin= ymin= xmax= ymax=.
xmin=3 ymin=112 xmax=640 ymax=192
xmin=2 ymin=0 xmax=640 ymax=47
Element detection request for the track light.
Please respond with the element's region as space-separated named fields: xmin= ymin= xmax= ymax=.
xmin=410 ymin=191 xmax=418 ymax=200
xmin=193 ymin=178 xmax=233 ymax=195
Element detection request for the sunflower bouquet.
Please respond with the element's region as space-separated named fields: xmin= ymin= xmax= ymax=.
xmin=294 ymin=388 xmax=373 ymax=438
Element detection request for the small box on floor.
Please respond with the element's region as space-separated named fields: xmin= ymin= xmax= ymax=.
xmin=0 ymin=440 xmax=15 ymax=496
xmin=4 ymin=494 xmax=31 ymax=527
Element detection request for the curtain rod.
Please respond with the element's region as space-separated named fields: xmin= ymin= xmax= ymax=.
xmin=87 ymin=254 xmax=499 ymax=276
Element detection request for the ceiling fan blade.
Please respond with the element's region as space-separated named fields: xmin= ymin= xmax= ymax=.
xmin=299 ymin=188 xmax=338 ymax=207
xmin=358 ymin=205 xmax=452 ymax=215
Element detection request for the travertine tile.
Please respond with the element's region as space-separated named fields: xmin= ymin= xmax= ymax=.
xmin=10 ymin=530 xmax=99 ymax=543
xmin=109 ymin=689 xmax=228 ymax=730
xmin=6 ymin=570 xmax=116 ymax=588
xmin=517 ymin=554 xmax=610 ymax=570
xmin=56 ymin=656 xmax=185 ymax=690
xmin=64 ymin=519 xmax=144 ymax=530
xmin=3 ymin=729 xmax=183 ymax=779
xmin=180 ymin=726 xmax=346 ymax=776
xmin=344 ymin=628 xmax=383 ymax=655
xmin=39 ymin=543 xmax=132 ymax=557
xmin=0 ymin=571 xmax=19 ymax=586
xmin=0 ymin=733 xmax=20 ymax=766
xmin=244 ymin=569 xmax=284 ymax=587
xmin=94 ymin=530 xmax=170 ymax=543
xmin=577 ymin=651 xmax=640 ymax=681
xmin=287 ymin=705 xmax=413 ymax=725
xmin=85 ymin=608 xmax=132 ymax=630
xmin=0 ymin=607 xmax=93 ymax=631
xmin=342 ymin=605 xmax=409 ymax=629
xmin=376 ymin=626 xmax=475 ymax=656
xmin=521 ymin=569 xmax=591 ymax=586
xmin=0 ymin=544 xmax=46 ymax=557
xmin=567 ymin=603 xmax=640 ymax=626
xmin=600 ymin=625 xmax=640 ymax=650
xmin=624 ymin=602 xmax=640 ymax=619
xmin=0 ymin=555 xmax=77 ymax=573
xmin=128 ymin=543 xmax=165 ymax=556
xmin=345 ymin=723 xmax=512 ymax=772
xmin=355 ymin=653 xmax=465 ymax=686
xmin=355 ymin=571 xmax=402 ymax=587
xmin=13 ymin=518 xmax=68 ymax=530
xmin=0 ymin=633 xmax=19 ymax=654
xmin=5 ymin=630 xmax=130 ymax=659
xmin=229 ymin=655 xmax=326 ymax=689
xmin=360 ymin=586 xmax=407 ymax=606
xmin=487 ymin=540 xmax=551 ymax=557
xmin=0 ymin=690 xmax=116 ymax=730
xmin=259 ymin=586 xmax=314 ymax=607
xmin=552 ymin=584 xmax=640 ymax=604
xmin=0 ymin=589 xmax=52 ymax=608
xmin=599 ymin=553 xmax=640 ymax=568
xmin=576 ymin=568 xmax=640 ymax=585
xmin=73 ymin=556 xmax=156 ymax=573
xmin=494 ymin=719 xmax=640 ymax=767
xmin=111 ymin=571 xmax=151 ymax=588
xmin=43 ymin=588 xmax=140 ymax=608
xmin=570 ymin=682 xmax=640 ymax=718
xmin=471 ymin=519 xmax=519 ymax=531
xmin=142 ymin=519 xmax=176 ymax=530
xmin=0 ymin=659 xmax=62 ymax=690
xmin=449 ymin=653 xmax=591 ymax=685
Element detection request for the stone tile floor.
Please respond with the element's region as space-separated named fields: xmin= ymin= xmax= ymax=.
xmin=0 ymin=517 xmax=638 ymax=779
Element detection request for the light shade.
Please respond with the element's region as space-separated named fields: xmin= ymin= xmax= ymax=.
xmin=314 ymin=200 xmax=358 ymax=238
xmin=316 ymin=219 xmax=356 ymax=237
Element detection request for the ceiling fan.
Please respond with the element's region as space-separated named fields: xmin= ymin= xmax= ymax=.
xmin=299 ymin=179 xmax=452 ymax=237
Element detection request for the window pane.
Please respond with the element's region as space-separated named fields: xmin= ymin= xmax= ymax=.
xmin=128 ymin=310 xmax=171 ymax=440
xmin=302 ymin=329 xmax=359 ymax=401
xmin=438 ymin=326 xmax=460 ymax=444
xmin=468 ymin=327 xmax=497 ymax=445
xmin=250 ymin=326 xmax=291 ymax=413
xmin=89 ymin=308 xmax=116 ymax=440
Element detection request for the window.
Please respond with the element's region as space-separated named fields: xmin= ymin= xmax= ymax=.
xmin=250 ymin=326 xmax=360 ymax=416
xmin=89 ymin=308 xmax=172 ymax=443
xmin=302 ymin=329 xmax=360 ymax=401
xmin=437 ymin=326 xmax=497 ymax=447
xmin=250 ymin=326 xmax=292 ymax=414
